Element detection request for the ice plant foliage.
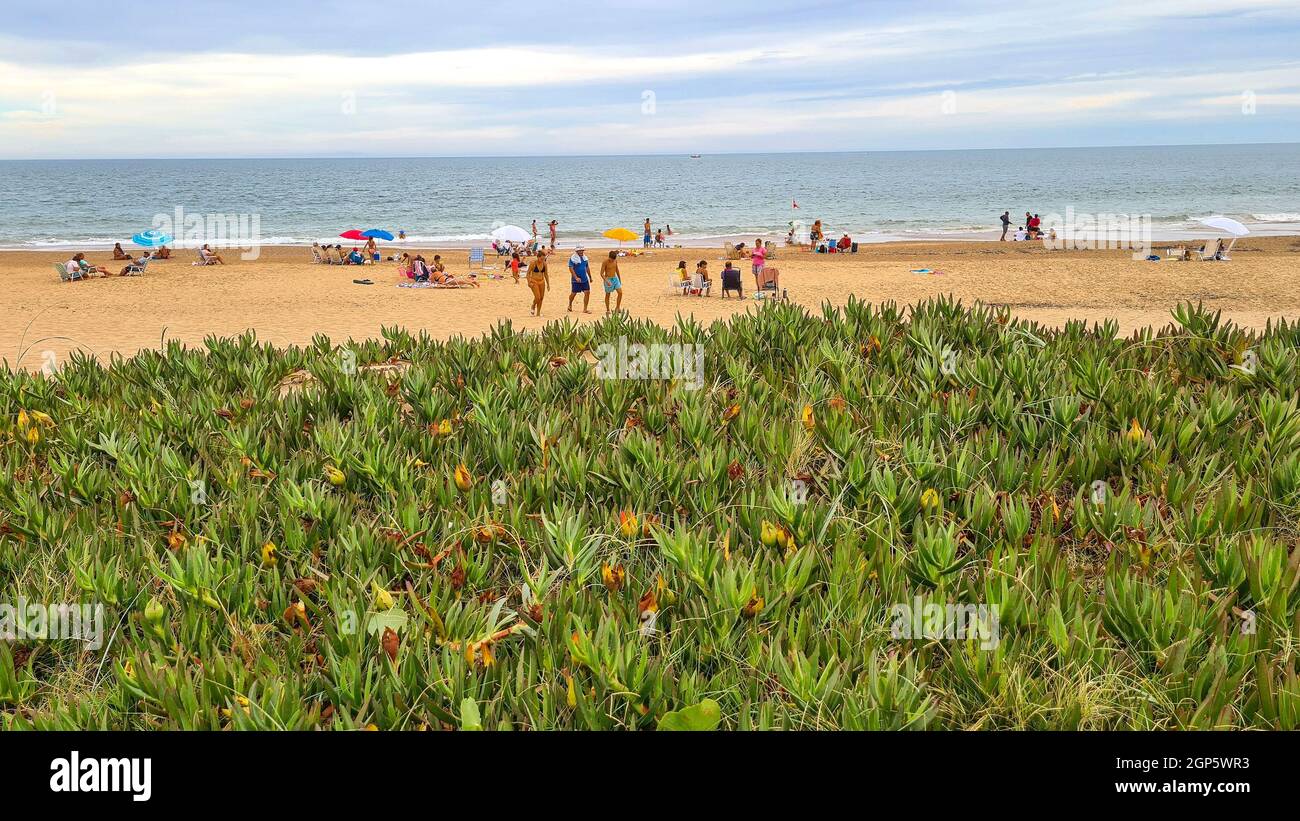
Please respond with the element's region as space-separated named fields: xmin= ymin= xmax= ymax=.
xmin=1 ymin=299 xmax=1299 ymax=729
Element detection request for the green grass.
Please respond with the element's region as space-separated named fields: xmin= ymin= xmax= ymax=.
xmin=2 ymin=296 xmax=1298 ymax=730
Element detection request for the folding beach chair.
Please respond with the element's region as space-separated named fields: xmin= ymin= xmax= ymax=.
xmin=468 ymin=247 xmax=485 ymax=269
xmin=196 ymin=250 xmax=218 ymax=266
xmin=122 ymin=258 xmax=149 ymax=276
xmin=54 ymin=262 xmax=84 ymax=282
xmin=311 ymin=246 xmax=325 ymax=264
xmin=1197 ymin=239 xmax=1222 ymax=261
xmin=1217 ymin=237 xmax=1237 ymax=260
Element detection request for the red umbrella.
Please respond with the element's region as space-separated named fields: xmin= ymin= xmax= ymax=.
xmin=339 ymin=229 xmax=367 ymax=240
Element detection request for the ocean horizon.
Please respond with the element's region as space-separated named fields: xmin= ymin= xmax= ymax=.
xmin=2 ymin=143 xmax=1298 ymax=250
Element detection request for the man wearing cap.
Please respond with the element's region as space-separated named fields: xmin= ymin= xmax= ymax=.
xmin=568 ymin=245 xmax=592 ymax=313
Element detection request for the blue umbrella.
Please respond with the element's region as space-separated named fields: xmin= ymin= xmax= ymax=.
xmin=361 ymin=229 xmax=394 ymax=241
xmin=132 ymin=229 xmax=173 ymax=247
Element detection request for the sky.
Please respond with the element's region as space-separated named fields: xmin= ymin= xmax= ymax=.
xmin=1 ymin=0 xmax=1298 ymax=158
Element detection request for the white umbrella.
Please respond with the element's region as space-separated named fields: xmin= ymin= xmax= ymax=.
xmin=1199 ymin=216 xmax=1249 ymax=236
xmin=491 ymin=225 xmax=530 ymax=243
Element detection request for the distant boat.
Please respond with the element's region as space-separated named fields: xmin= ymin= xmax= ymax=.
xmin=689 ymin=154 xmax=702 ymax=159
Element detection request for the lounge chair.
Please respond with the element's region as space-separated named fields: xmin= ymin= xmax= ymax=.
xmin=55 ymin=262 xmax=85 ymax=282
xmin=724 ymin=242 xmax=741 ymax=260
xmin=1197 ymin=239 xmax=1222 ymax=261
xmin=468 ymin=247 xmax=485 ymax=269
xmin=196 ymin=250 xmax=218 ymax=266
xmin=1216 ymin=238 xmax=1237 ymax=260
xmin=758 ymin=266 xmax=780 ymax=293
xmin=122 ymin=258 xmax=148 ymax=276
xmin=311 ymin=246 xmax=325 ymax=264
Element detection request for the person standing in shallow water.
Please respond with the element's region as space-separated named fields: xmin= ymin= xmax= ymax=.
xmin=601 ymin=250 xmax=623 ymax=314
xmin=527 ymin=249 xmax=550 ymax=316
xmin=1000 ymin=211 xmax=1010 ymax=241
xmin=643 ymin=218 xmax=652 ymax=247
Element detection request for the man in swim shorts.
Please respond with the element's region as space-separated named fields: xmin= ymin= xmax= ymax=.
xmin=601 ymin=250 xmax=623 ymax=314
xmin=568 ymin=245 xmax=592 ymax=313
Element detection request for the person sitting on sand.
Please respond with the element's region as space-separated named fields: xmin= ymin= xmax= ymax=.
xmin=200 ymin=244 xmax=226 ymax=264
xmin=837 ymin=233 xmax=852 ymax=252
xmin=347 ymin=247 xmax=365 ymax=265
xmin=430 ymin=254 xmax=479 ymax=287
xmin=112 ymin=242 xmax=131 ymax=260
xmin=721 ymin=261 xmax=742 ymax=298
xmin=601 ymin=250 xmax=623 ymax=314
xmin=1014 ymin=226 xmax=1027 ymax=241
xmin=153 ymin=245 xmax=171 ymax=259
xmin=411 ymin=255 xmax=431 ymax=282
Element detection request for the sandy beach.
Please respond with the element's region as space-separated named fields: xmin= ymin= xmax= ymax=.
xmin=4 ymin=236 xmax=1299 ymax=370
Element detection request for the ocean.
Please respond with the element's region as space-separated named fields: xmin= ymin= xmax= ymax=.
xmin=1 ymin=144 xmax=1297 ymax=249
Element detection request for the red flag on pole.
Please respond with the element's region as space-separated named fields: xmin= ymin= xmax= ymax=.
xmin=792 ymin=200 xmax=799 ymax=209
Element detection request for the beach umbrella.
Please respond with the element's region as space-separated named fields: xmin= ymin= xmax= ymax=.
xmin=491 ymin=225 xmax=530 ymax=243
xmin=603 ymin=227 xmax=639 ymax=244
xmin=339 ymin=229 xmax=367 ymax=240
xmin=361 ymin=229 xmax=394 ymax=241
xmin=1199 ymin=216 xmax=1249 ymax=236
xmin=131 ymin=229 xmax=173 ymax=247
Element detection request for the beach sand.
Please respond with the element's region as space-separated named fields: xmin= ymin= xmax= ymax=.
xmin=4 ymin=237 xmax=1299 ymax=370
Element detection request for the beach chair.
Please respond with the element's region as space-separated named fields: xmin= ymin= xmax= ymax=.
xmin=54 ymin=262 xmax=84 ymax=282
xmin=1217 ymin=237 xmax=1237 ymax=260
xmin=724 ymin=242 xmax=741 ymax=260
xmin=758 ymin=266 xmax=780 ymax=295
xmin=468 ymin=247 xmax=485 ymax=269
xmin=311 ymin=246 xmax=325 ymax=264
xmin=196 ymin=250 xmax=218 ymax=266
xmin=122 ymin=258 xmax=148 ymax=276
xmin=1197 ymin=239 xmax=1222 ymax=261
xmin=668 ymin=273 xmax=690 ymax=295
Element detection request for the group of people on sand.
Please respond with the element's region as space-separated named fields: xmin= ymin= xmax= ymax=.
xmin=518 ymin=246 xmax=624 ymax=317
xmin=642 ymin=218 xmax=674 ymax=247
xmin=395 ymin=252 xmax=479 ymax=287
xmin=314 ymin=238 xmax=379 ymax=264
xmin=1000 ymin=211 xmax=1050 ymax=241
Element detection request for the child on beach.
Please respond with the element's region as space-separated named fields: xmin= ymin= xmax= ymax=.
xmin=509 ymin=252 xmax=522 ymax=283
xmin=601 ymin=250 xmax=623 ymax=314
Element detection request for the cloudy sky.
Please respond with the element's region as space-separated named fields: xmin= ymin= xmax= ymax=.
xmin=1 ymin=0 xmax=1298 ymax=158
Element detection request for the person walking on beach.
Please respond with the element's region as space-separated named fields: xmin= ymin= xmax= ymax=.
xmin=527 ymin=249 xmax=550 ymax=316
xmin=568 ymin=245 xmax=592 ymax=313
xmin=531 ymin=220 xmax=539 ymax=244
xmin=548 ymin=220 xmax=558 ymax=249
xmin=601 ymin=251 xmax=623 ymax=314
xmin=1000 ymin=211 xmax=1010 ymax=241
xmin=509 ymin=251 xmax=522 ymax=283
xmin=643 ymin=218 xmax=652 ymax=248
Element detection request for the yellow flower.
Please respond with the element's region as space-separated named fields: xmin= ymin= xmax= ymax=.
xmin=28 ymin=410 xmax=55 ymax=428
xmin=373 ymin=583 xmax=395 ymax=610
xmin=601 ymin=562 xmax=626 ymax=593
xmin=324 ymin=465 xmax=346 ymax=486
xmin=741 ymin=591 xmax=765 ymax=619
xmin=920 ymin=488 xmax=941 ymax=510
xmin=454 ymin=462 xmax=473 ymax=492
xmin=1125 ymin=418 xmax=1145 ymax=444
xmin=438 ymin=418 xmax=453 ymax=436
xmin=721 ymin=404 xmax=740 ymax=425
xmin=24 ymin=425 xmax=41 ymax=445
xmin=619 ymin=510 xmax=638 ymax=539
xmin=760 ymin=520 xmax=778 ymax=547
xmin=801 ymin=404 xmax=815 ymax=431
xmin=16 ymin=409 xmax=30 ymax=431
xmin=260 ymin=541 xmax=278 ymax=567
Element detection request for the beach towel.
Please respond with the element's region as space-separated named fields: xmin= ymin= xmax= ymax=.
xmin=397 ymin=281 xmax=473 ymax=289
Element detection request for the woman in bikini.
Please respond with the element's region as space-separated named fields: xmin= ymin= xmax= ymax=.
xmin=527 ymin=249 xmax=550 ymax=316
xmin=429 ymin=254 xmax=478 ymax=288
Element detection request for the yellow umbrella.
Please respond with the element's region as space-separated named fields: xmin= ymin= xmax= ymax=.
xmin=603 ymin=227 xmax=640 ymax=245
